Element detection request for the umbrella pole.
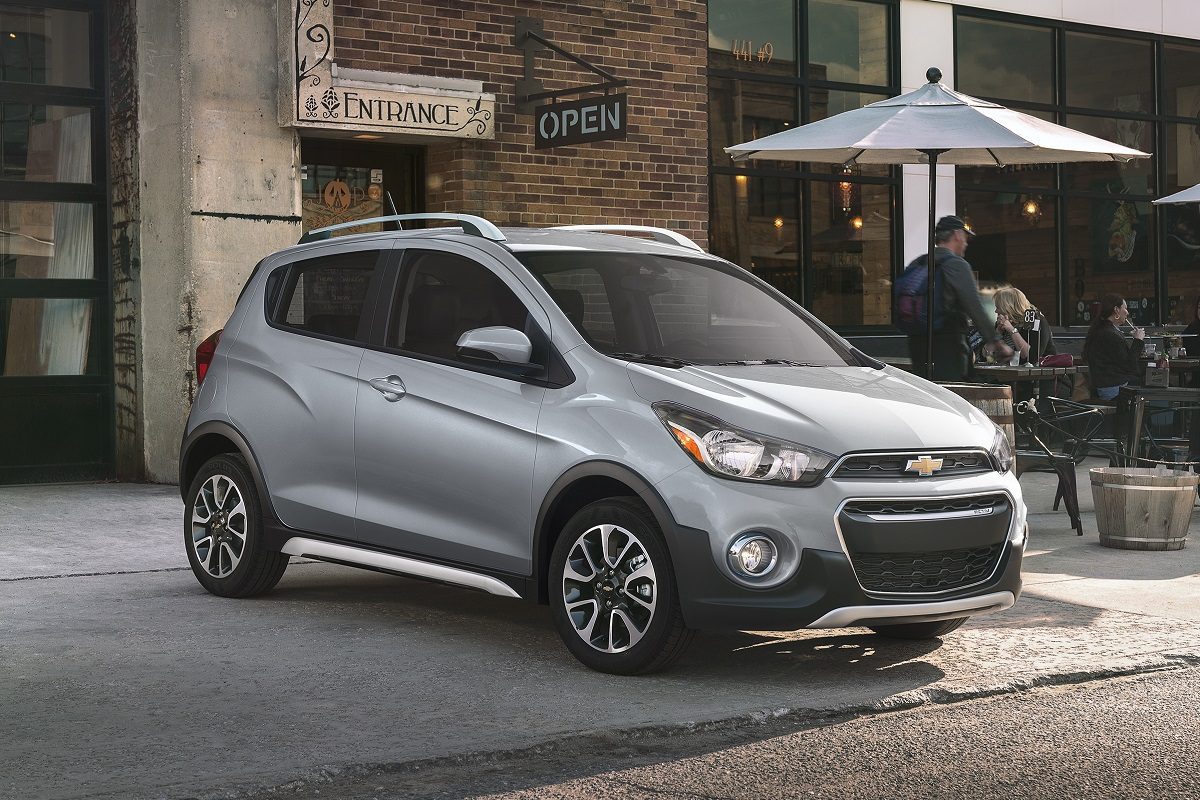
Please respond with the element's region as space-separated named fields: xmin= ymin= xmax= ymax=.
xmin=923 ymin=149 xmax=946 ymax=380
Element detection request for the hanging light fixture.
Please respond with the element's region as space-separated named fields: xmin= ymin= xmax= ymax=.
xmin=1019 ymin=194 xmax=1043 ymax=225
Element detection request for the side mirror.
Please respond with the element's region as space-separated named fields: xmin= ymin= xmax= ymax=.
xmin=456 ymin=326 xmax=543 ymax=374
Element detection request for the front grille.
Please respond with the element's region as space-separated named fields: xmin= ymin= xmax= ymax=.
xmin=842 ymin=494 xmax=1004 ymax=517
xmin=851 ymin=545 xmax=1003 ymax=593
xmin=833 ymin=451 xmax=992 ymax=480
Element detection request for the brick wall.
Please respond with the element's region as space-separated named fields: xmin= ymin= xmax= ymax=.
xmin=333 ymin=1 xmax=709 ymax=245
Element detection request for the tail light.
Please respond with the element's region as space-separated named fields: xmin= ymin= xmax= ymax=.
xmin=196 ymin=329 xmax=223 ymax=386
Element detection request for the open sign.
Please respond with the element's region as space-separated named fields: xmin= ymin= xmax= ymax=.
xmin=534 ymin=94 xmax=627 ymax=149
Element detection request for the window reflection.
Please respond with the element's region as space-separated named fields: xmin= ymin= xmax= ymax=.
xmin=1063 ymin=115 xmax=1154 ymax=194
xmin=708 ymin=0 xmax=795 ymax=77
xmin=1163 ymin=204 xmax=1200 ymax=324
xmin=709 ymin=174 xmax=800 ymax=301
xmin=0 ymin=201 xmax=93 ymax=279
xmin=1063 ymin=197 xmax=1155 ymax=326
xmin=708 ymin=77 xmax=798 ymax=170
xmin=0 ymin=6 xmax=90 ymax=87
xmin=809 ymin=180 xmax=892 ymax=326
xmin=1163 ymin=44 xmax=1200 ymax=118
xmin=1166 ymin=122 xmax=1200 ymax=196
xmin=957 ymin=17 xmax=1054 ymax=105
xmin=0 ymin=297 xmax=95 ymax=375
xmin=0 ymin=104 xmax=90 ymax=182
xmin=957 ymin=190 xmax=1058 ymax=324
xmin=808 ymin=0 xmax=888 ymax=86
xmin=1065 ymin=32 xmax=1152 ymax=114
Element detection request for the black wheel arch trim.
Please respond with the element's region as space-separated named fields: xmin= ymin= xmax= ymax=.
xmin=178 ymin=420 xmax=280 ymax=524
xmin=533 ymin=460 xmax=687 ymax=605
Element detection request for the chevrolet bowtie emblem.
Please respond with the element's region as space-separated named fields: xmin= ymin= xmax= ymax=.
xmin=905 ymin=455 xmax=944 ymax=477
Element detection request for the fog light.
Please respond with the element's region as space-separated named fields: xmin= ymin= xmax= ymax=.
xmin=728 ymin=534 xmax=779 ymax=577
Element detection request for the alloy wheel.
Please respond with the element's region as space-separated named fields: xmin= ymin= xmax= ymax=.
xmin=190 ymin=474 xmax=247 ymax=578
xmin=561 ymin=523 xmax=658 ymax=653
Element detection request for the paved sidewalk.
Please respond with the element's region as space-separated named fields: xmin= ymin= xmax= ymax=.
xmin=4 ymin=462 xmax=1200 ymax=618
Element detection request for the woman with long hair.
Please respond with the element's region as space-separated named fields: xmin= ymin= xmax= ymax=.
xmin=1082 ymin=293 xmax=1146 ymax=400
xmin=992 ymin=287 xmax=1055 ymax=365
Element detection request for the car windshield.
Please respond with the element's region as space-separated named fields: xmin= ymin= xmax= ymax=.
xmin=515 ymin=251 xmax=858 ymax=367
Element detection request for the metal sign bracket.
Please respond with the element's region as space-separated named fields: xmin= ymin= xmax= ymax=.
xmin=513 ymin=17 xmax=627 ymax=114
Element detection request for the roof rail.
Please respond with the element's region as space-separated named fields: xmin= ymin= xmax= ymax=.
xmin=552 ymin=225 xmax=704 ymax=252
xmin=299 ymin=213 xmax=506 ymax=244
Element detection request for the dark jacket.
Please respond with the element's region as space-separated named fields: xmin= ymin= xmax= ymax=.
xmin=1083 ymin=320 xmax=1145 ymax=390
xmin=1001 ymin=311 xmax=1056 ymax=364
xmin=910 ymin=247 xmax=999 ymax=341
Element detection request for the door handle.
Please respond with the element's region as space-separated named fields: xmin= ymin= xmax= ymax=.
xmin=367 ymin=375 xmax=406 ymax=402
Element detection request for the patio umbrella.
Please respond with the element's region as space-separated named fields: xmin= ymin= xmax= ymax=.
xmin=1152 ymin=184 xmax=1200 ymax=205
xmin=726 ymin=67 xmax=1150 ymax=379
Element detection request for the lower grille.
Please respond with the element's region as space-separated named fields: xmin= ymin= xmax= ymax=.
xmin=851 ymin=545 xmax=1003 ymax=593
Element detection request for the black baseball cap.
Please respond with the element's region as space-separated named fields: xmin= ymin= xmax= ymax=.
xmin=935 ymin=215 xmax=975 ymax=236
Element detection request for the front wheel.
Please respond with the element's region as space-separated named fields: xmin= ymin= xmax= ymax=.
xmin=184 ymin=453 xmax=288 ymax=598
xmin=869 ymin=617 xmax=968 ymax=639
xmin=549 ymin=498 xmax=694 ymax=675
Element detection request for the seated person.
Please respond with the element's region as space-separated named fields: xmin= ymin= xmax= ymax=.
xmin=1082 ymin=293 xmax=1146 ymax=401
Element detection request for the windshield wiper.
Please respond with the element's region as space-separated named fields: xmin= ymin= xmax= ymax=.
xmin=715 ymin=359 xmax=823 ymax=367
xmin=608 ymin=352 xmax=695 ymax=368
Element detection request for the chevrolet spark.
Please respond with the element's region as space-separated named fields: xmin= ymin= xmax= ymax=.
xmin=180 ymin=214 xmax=1024 ymax=674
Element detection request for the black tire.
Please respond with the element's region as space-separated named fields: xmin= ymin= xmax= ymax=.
xmin=549 ymin=498 xmax=694 ymax=675
xmin=869 ymin=616 xmax=969 ymax=640
xmin=184 ymin=453 xmax=288 ymax=598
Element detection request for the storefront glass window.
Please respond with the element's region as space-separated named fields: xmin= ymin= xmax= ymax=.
xmin=0 ymin=201 xmax=93 ymax=279
xmin=1163 ymin=44 xmax=1200 ymax=118
xmin=708 ymin=0 xmax=795 ymax=77
xmin=957 ymin=190 xmax=1058 ymax=324
xmin=709 ymin=174 xmax=801 ymax=301
xmin=1065 ymin=32 xmax=1152 ymax=114
xmin=809 ymin=180 xmax=893 ymax=326
xmin=1165 ymin=122 xmax=1200 ymax=195
xmin=956 ymin=17 xmax=1054 ymax=105
xmin=0 ymin=296 xmax=96 ymax=375
xmin=0 ymin=6 xmax=90 ymax=88
xmin=1062 ymin=197 xmax=1155 ymax=326
xmin=708 ymin=77 xmax=798 ymax=170
xmin=0 ymin=104 xmax=90 ymax=182
xmin=1062 ymin=114 xmax=1155 ymax=195
xmin=807 ymin=0 xmax=888 ymax=86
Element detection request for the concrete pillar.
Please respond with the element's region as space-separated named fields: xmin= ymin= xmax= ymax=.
xmin=135 ymin=0 xmax=301 ymax=482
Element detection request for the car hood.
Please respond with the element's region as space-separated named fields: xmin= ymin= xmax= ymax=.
xmin=627 ymin=363 xmax=997 ymax=454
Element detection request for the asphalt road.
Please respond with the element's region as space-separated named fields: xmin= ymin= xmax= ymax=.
xmin=4 ymin=480 xmax=1200 ymax=799
xmin=280 ymin=667 xmax=1200 ymax=800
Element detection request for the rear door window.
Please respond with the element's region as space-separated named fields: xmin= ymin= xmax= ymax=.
xmin=272 ymin=249 xmax=383 ymax=343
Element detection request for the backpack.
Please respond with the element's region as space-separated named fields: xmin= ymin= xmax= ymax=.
xmin=893 ymin=253 xmax=947 ymax=336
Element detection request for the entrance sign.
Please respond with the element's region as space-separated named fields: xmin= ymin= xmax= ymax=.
xmin=534 ymin=94 xmax=627 ymax=149
xmin=281 ymin=0 xmax=495 ymax=139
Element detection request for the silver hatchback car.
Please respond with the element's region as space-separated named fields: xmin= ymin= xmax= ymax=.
xmin=180 ymin=213 xmax=1025 ymax=674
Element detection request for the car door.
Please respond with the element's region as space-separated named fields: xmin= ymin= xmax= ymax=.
xmin=353 ymin=244 xmax=551 ymax=575
xmin=227 ymin=240 xmax=390 ymax=537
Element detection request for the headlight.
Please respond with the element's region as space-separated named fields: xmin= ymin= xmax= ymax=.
xmin=991 ymin=428 xmax=1013 ymax=474
xmin=654 ymin=404 xmax=834 ymax=486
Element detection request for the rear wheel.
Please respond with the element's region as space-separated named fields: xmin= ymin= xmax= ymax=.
xmin=549 ymin=498 xmax=693 ymax=674
xmin=184 ymin=454 xmax=288 ymax=597
xmin=869 ymin=617 xmax=968 ymax=639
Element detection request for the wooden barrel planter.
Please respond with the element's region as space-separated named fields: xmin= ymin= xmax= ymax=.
xmin=1089 ymin=467 xmax=1199 ymax=551
xmin=938 ymin=382 xmax=1014 ymax=449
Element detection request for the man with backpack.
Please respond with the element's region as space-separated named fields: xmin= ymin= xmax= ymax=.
xmin=894 ymin=215 xmax=1012 ymax=381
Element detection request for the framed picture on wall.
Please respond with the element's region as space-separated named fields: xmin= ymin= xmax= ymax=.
xmin=1092 ymin=198 xmax=1150 ymax=273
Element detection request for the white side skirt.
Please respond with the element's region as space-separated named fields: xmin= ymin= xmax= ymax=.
xmin=281 ymin=537 xmax=522 ymax=599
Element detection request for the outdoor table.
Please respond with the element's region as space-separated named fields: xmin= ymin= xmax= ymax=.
xmin=1117 ymin=385 xmax=1200 ymax=465
xmin=974 ymin=364 xmax=1079 ymax=384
